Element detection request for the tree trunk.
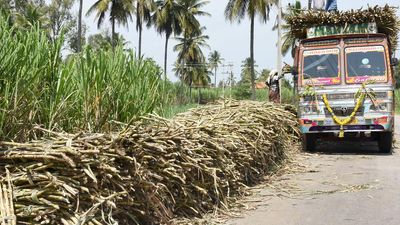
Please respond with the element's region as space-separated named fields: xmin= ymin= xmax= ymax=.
xmin=214 ymin=67 xmax=217 ymax=88
xmin=77 ymin=0 xmax=83 ymax=52
xmin=164 ymin=36 xmax=169 ymax=81
xmin=111 ymin=17 xmax=116 ymax=52
xmin=189 ymin=72 xmax=192 ymax=103
xmin=308 ymin=0 xmax=312 ymax=10
xmin=250 ymin=14 xmax=256 ymax=100
xmin=138 ymin=26 xmax=142 ymax=57
xmin=136 ymin=1 xmax=142 ymax=57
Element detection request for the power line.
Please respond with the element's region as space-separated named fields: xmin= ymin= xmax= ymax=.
xmin=172 ymin=62 xmax=236 ymax=69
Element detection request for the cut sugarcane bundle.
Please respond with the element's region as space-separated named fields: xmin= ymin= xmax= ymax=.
xmin=0 ymin=100 xmax=299 ymax=224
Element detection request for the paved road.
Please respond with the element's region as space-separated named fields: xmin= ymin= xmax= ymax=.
xmin=226 ymin=117 xmax=400 ymax=225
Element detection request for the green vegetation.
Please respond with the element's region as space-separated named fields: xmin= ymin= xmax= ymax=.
xmin=395 ymin=89 xmax=400 ymax=113
xmin=170 ymin=84 xmax=293 ymax=104
xmin=394 ymin=64 xmax=399 ymax=113
xmin=163 ymin=103 xmax=199 ymax=118
xmin=395 ymin=62 xmax=400 ymax=89
xmin=0 ymin=0 xmax=296 ymax=141
xmin=0 ymin=20 xmax=169 ymax=141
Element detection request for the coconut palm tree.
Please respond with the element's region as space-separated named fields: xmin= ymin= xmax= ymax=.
xmin=174 ymin=30 xmax=209 ymax=66
xmin=88 ymin=31 xmax=129 ymax=51
xmin=174 ymin=28 xmax=210 ymax=96
xmin=225 ymin=0 xmax=277 ymax=100
xmin=176 ymin=0 xmax=210 ymax=85
xmin=208 ymin=50 xmax=223 ymax=88
xmin=153 ymin=0 xmax=183 ymax=79
xmin=14 ymin=2 xmax=49 ymax=30
xmin=174 ymin=63 xmax=210 ymax=87
xmin=193 ymin=65 xmax=211 ymax=87
xmin=193 ymin=65 xmax=212 ymax=103
xmin=173 ymin=62 xmax=211 ymax=103
xmin=86 ymin=0 xmax=133 ymax=50
xmin=240 ymin=57 xmax=258 ymax=85
xmin=178 ymin=0 xmax=210 ymax=37
xmin=135 ymin=0 xmax=155 ymax=57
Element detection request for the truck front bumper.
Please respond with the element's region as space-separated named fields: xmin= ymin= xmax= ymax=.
xmin=299 ymin=115 xmax=394 ymax=134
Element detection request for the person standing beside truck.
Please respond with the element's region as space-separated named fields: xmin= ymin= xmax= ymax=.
xmin=266 ymin=70 xmax=283 ymax=103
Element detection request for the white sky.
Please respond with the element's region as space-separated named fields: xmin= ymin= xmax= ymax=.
xmin=72 ymin=0 xmax=400 ymax=83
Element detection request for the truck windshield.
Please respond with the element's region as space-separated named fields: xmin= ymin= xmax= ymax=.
xmin=302 ymin=49 xmax=340 ymax=85
xmin=345 ymin=46 xmax=387 ymax=83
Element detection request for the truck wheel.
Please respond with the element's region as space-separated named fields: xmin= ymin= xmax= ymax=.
xmin=302 ymin=134 xmax=316 ymax=152
xmin=378 ymin=132 xmax=393 ymax=154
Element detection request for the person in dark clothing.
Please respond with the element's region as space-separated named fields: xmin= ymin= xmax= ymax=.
xmin=266 ymin=70 xmax=283 ymax=103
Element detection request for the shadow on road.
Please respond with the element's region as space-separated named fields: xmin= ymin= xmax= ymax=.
xmin=313 ymin=140 xmax=393 ymax=155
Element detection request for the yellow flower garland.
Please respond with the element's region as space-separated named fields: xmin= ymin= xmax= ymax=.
xmin=322 ymin=88 xmax=366 ymax=138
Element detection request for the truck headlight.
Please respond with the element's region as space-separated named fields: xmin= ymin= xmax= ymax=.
xmin=379 ymin=104 xmax=387 ymax=111
xmin=300 ymin=106 xmax=318 ymax=114
xmin=370 ymin=103 xmax=390 ymax=112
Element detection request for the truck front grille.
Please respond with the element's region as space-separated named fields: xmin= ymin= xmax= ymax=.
xmin=324 ymin=106 xmax=364 ymax=117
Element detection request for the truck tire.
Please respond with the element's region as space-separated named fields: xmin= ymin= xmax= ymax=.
xmin=302 ymin=134 xmax=316 ymax=152
xmin=378 ymin=132 xmax=393 ymax=154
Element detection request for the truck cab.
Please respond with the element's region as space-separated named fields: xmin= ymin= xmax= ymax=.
xmin=294 ymin=33 xmax=397 ymax=153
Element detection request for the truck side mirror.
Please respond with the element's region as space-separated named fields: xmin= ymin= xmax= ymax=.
xmin=392 ymin=58 xmax=399 ymax=66
xmin=291 ymin=66 xmax=299 ymax=75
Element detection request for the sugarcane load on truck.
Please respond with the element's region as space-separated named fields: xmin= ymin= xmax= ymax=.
xmin=287 ymin=3 xmax=400 ymax=153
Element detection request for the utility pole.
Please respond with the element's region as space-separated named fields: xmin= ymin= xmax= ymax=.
xmin=227 ymin=63 xmax=234 ymax=99
xmin=277 ymin=0 xmax=283 ymax=103
xmin=221 ymin=62 xmax=234 ymax=99
xmin=221 ymin=79 xmax=225 ymax=98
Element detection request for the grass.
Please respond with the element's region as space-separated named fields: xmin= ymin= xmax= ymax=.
xmin=176 ymin=85 xmax=294 ymax=105
xmin=281 ymin=84 xmax=296 ymax=104
xmin=163 ymin=85 xmax=295 ymax=119
xmin=210 ymin=85 xmax=293 ymax=103
xmin=163 ymin=104 xmax=199 ymax=118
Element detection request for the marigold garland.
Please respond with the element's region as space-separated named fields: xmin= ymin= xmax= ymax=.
xmin=322 ymin=84 xmax=367 ymax=138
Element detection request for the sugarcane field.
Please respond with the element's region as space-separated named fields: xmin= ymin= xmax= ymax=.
xmin=0 ymin=0 xmax=400 ymax=225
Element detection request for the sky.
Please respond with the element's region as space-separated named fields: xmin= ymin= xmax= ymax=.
xmin=72 ymin=0 xmax=400 ymax=83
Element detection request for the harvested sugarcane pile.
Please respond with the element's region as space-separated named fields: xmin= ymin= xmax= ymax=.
xmin=287 ymin=5 xmax=400 ymax=49
xmin=0 ymin=100 xmax=299 ymax=224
